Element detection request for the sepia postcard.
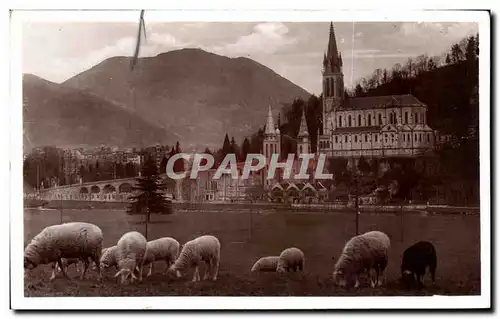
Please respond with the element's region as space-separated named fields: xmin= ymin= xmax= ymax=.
xmin=10 ymin=8 xmax=491 ymax=311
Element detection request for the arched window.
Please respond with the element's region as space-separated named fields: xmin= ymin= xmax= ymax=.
xmin=404 ymin=112 xmax=408 ymax=124
xmin=354 ymin=135 xmax=358 ymax=143
xmin=365 ymin=135 xmax=368 ymax=142
xmin=378 ymin=114 xmax=382 ymax=125
xmin=335 ymin=136 xmax=338 ymax=143
xmin=421 ymin=113 xmax=425 ymax=124
xmin=345 ymin=136 xmax=348 ymax=143
xmin=368 ymin=115 xmax=372 ymax=126
xmin=393 ymin=112 xmax=397 ymax=124
xmin=348 ymin=115 xmax=352 ymax=127
xmin=358 ymin=114 xmax=362 ymax=126
xmin=338 ymin=116 xmax=342 ymax=127
xmin=427 ymin=134 xmax=430 ymax=142
xmin=415 ymin=112 xmax=419 ymax=124
xmin=375 ymin=135 xmax=378 ymax=142
xmin=403 ymin=134 xmax=406 ymax=142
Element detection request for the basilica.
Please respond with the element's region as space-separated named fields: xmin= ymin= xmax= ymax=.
xmin=263 ymin=22 xmax=438 ymax=162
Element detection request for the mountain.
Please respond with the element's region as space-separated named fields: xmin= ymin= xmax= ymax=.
xmin=63 ymin=48 xmax=311 ymax=149
xmin=23 ymin=74 xmax=172 ymax=152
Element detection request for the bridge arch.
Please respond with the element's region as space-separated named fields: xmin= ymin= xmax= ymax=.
xmin=90 ymin=185 xmax=101 ymax=194
xmin=103 ymin=184 xmax=116 ymax=194
xmin=119 ymin=183 xmax=133 ymax=193
xmin=80 ymin=187 xmax=89 ymax=194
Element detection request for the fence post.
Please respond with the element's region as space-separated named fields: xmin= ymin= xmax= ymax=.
xmin=400 ymin=200 xmax=404 ymax=242
xmin=60 ymin=195 xmax=63 ymax=224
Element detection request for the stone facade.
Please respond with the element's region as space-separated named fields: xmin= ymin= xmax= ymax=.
xmin=318 ymin=22 xmax=438 ymax=158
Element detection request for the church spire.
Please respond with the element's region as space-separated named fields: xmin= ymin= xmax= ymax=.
xmin=264 ymin=104 xmax=276 ymax=135
xmin=325 ymin=22 xmax=341 ymax=74
xmin=327 ymin=22 xmax=339 ymax=62
xmin=298 ymin=106 xmax=309 ymax=138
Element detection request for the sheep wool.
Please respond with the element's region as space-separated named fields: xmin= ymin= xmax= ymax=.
xmin=141 ymin=237 xmax=180 ymax=277
xmin=251 ymin=256 xmax=280 ymax=272
xmin=114 ymin=231 xmax=148 ymax=284
xmin=333 ymin=230 xmax=390 ymax=288
xmin=169 ymin=235 xmax=220 ymax=282
xmin=24 ymin=222 xmax=103 ymax=281
xmin=360 ymin=230 xmax=391 ymax=286
xmin=276 ymin=247 xmax=305 ymax=273
xmin=99 ymin=246 xmax=118 ymax=270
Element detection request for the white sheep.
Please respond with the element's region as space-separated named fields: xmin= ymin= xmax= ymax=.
xmin=276 ymin=247 xmax=305 ymax=273
xmin=360 ymin=230 xmax=391 ymax=286
xmin=332 ymin=230 xmax=390 ymax=288
xmin=251 ymin=256 xmax=280 ymax=272
xmin=24 ymin=222 xmax=103 ymax=281
xmin=141 ymin=237 xmax=180 ymax=277
xmin=113 ymin=231 xmax=148 ymax=284
xmin=99 ymin=246 xmax=118 ymax=270
xmin=168 ymin=235 xmax=220 ymax=282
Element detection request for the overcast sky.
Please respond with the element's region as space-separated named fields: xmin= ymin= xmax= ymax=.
xmin=22 ymin=21 xmax=478 ymax=94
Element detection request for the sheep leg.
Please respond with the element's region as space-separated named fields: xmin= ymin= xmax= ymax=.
xmin=90 ymin=254 xmax=102 ymax=281
xmin=163 ymin=261 xmax=170 ymax=275
xmin=429 ymin=263 xmax=437 ymax=285
xmin=354 ymin=277 xmax=360 ymax=288
xmin=50 ymin=263 xmax=58 ymax=281
xmin=203 ymin=261 xmax=211 ymax=280
xmin=192 ymin=266 xmax=200 ymax=282
xmin=212 ymin=256 xmax=220 ymax=281
xmin=80 ymin=259 xmax=90 ymax=280
xmin=58 ymin=258 xmax=70 ymax=279
xmin=147 ymin=263 xmax=153 ymax=277
xmin=137 ymin=263 xmax=144 ymax=282
xmin=418 ymin=273 xmax=425 ymax=289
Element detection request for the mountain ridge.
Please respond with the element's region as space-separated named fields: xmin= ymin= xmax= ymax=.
xmin=62 ymin=48 xmax=311 ymax=149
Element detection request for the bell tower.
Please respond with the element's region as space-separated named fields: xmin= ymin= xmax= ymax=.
xmin=322 ymin=22 xmax=344 ymax=134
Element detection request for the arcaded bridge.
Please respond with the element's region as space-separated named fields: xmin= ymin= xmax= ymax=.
xmin=37 ymin=175 xmax=182 ymax=202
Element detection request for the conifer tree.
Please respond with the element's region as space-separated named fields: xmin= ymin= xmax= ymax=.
xmin=127 ymin=154 xmax=172 ymax=217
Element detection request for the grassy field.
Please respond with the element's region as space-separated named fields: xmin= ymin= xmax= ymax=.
xmin=23 ymin=207 xmax=481 ymax=297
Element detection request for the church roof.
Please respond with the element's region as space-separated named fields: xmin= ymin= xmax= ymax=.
xmin=333 ymin=126 xmax=381 ymax=134
xmin=341 ymin=94 xmax=426 ymax=110
xmin=264 ymin=104 xmax=276 ymax=135
xmin=297 ymin=107 xmax=309 ymax=137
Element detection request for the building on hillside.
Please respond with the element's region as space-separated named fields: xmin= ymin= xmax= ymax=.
xmin=317 ymin=22 xmax=438 ymax=158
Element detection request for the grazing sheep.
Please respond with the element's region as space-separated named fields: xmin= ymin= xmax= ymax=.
xmin=276 ymin=247 xmax=305 ymax=273
xmin=99 ymin=246 xmax=118 ymax=270
xmin=332 ymin=231 xmax=390 ymax=288
xmin=141 ymin=237 xmax=180 ymax=277
xmin=113 ymin=231 xmax=148 ymax=284
xmin=401 ymin=241 xmax=437 ymax=289
xmin=24 ymin=222 xmax=103 ymax=281
xmin=168 ymin=235 xmax=220 ymax=282
xmin=359 ymin=230 xmax=391 ymax=286
xmin=251 ymin=256 xmax=280 ymax=272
